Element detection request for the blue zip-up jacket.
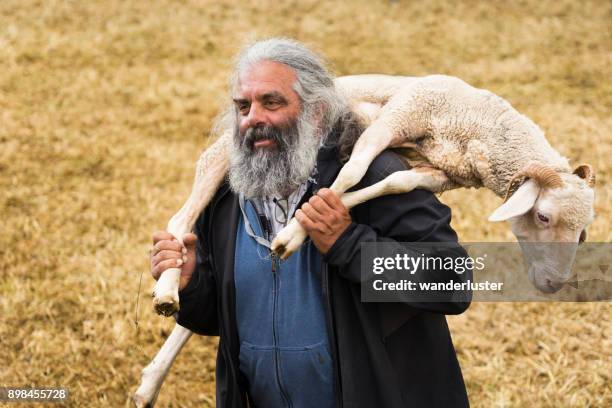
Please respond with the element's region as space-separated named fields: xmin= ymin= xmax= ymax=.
xmin=234 ymin=198 xmax=335 ymax=407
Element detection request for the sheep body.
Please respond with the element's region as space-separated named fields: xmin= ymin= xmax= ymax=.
xmin=336 ymin=74 xmax=571 ymax=196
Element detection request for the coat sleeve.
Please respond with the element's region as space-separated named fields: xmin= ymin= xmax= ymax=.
xmin=323 ymin=150 xmax=472 ymax=315
xmin=174 ymin=210 xmax=220 ymax=336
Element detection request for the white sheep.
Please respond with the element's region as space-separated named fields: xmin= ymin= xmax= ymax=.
xmin=272 ymin=74 xmax=596 ymax=294
xmin=137 ymin=74 xmax=596 ymax=407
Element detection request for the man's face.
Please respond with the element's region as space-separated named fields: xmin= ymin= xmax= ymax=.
xmin=228 ymin=60 xmax=321 ymax=199
xmin=233 ymin=60 xmax=302 ymax=151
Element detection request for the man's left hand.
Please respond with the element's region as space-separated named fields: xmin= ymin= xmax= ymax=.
xmin=295 ymin=188 xmax=352 ymax=254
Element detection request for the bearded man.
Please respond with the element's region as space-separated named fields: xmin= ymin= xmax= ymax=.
xmin=151 ymin=38 xmax=471 ymax=408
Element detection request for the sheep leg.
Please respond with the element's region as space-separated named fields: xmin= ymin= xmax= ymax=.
xmin=340 ymin=167 xmax=454 ymax=208
xmin=272 ymin=82 xmax=430 ymax=259
xmin=271 ymin=167 xmax=451 ymax=260
xmin=153 ymin=131 xmax=231 ymax=316
xmin=133 ymin=324 xmax=193 ymax=408
xmin=271 ymin=121 xmax=398 ymax=259
xmin=270 ymin=122 xmax=395 ymax=259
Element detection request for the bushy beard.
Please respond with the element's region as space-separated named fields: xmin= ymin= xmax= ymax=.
xmin=228 ymin=110 xmax=320 ymax=199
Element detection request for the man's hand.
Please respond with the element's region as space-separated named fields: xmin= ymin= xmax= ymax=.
xmin=150 ymin=231 xmax=198 ymax=291
xmin=295 ymin=188 xmax=352 ymax=254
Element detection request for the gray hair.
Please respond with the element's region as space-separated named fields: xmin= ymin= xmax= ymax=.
xmin=231 ymin=38 xmax=347 ymax=137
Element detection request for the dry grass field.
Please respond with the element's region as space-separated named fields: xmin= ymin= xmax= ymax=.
xmin=1 ymin=0 xmax=610 ymax=406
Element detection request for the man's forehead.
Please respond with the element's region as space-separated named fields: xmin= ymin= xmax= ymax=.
xmin=235 ymin=60 xmax=298 ymax=98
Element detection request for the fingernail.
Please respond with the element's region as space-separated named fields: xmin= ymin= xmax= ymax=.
xmin=177 ymin=258 xmax=183 ymax=266
xmin=182 ymin=255 xmax=187 ymax=263
xmin=182 ymin=247 xmax=187 ymax=254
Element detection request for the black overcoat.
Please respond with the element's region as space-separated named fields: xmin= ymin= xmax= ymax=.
xmin=176 ymin=140 xmax=472 ymax=408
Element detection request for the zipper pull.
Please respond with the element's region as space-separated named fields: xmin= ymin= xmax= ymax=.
xmin=271 ymin=252 xmax=278 ymax=274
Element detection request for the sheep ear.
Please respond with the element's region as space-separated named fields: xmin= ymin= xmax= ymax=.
xmin=489 ymin=179 xmax=540 ymax=222
xmin=573 ymin=164 xmax=595 ymax=187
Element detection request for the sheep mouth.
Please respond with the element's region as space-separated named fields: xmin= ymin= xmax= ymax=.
xmin=541 ymin=279 xmax=564 ymax=293
xmin=529 ymin=265 xmax=566 ymax=293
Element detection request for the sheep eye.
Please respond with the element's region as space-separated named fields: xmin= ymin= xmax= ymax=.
xmin=537 ymin=212 xmax=549 ymax=223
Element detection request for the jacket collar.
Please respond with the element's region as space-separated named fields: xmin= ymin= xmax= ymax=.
xmin=314 ymin=136 xmax=343 ymax=189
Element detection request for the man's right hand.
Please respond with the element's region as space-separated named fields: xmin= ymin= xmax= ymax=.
xmin=150 ymin=231 xmax=198 ymax=291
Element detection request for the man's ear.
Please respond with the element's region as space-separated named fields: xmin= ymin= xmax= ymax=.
xmin=489 ymin=179 xmax=540 ymax=222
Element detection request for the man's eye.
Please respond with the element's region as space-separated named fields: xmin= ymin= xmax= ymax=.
xmin=238 ymin=104 xmax=250 ymax=114
xmin=265 ymin=100 xmax=281 ymax=109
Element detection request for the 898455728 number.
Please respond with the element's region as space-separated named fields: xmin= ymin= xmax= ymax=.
xmin=0 ymin=387 xmax=69 ymax=402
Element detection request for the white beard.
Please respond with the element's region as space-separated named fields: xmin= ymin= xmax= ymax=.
xmin=228 ymin=109 xmax=320 ymax=199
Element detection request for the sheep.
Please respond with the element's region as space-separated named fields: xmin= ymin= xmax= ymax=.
xmin=137 ymin=74 xmax=596 ymax=407
xmin=272 ymin=74 xmax=596 ymax=295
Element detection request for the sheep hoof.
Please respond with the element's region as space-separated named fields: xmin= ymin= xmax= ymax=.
xmin=271 ymin=220 xmax=309 ymax=260
xmin=272 ymin=239 xmax=301 ymax=260
xmin=133 ymin=394 xmax=154 ymax=408
xmin=272 ymin=236 xmax=298 ymax=260
xmin=272 ymin=243 xmax=288 ymax=259
xmin=153 ymin=295 xmax=179 ymax=317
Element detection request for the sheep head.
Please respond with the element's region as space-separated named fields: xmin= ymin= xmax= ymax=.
xmin=488 ymin=163 xmax=596 ymax=293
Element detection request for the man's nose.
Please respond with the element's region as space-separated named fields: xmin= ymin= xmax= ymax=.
xmin=245 ymin=103 xmax=266 ymax=128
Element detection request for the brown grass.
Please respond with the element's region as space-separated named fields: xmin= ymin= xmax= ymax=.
xmin=1 ymin=0 xmax=610 ymax=406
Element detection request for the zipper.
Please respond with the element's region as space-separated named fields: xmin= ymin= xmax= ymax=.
xmin=322 ymin=261 xmax=343 ymax=408
xmin=247 ymin=202 xmax=292 ymax=407
xmin=271 ymin=253 xmax=292 ymax=407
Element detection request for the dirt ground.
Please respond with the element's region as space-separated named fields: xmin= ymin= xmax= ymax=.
xmin=1 ymin=1 xmax=610 ymax=406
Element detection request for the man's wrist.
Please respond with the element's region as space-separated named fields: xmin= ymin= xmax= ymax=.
xmin=178 ymin=270 xmax=200 ymax=298
xmin=322 ymin=222 xmax=359 ymax=265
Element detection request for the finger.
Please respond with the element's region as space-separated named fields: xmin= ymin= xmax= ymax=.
xmin=297 ymin=209 xmax=331 ymax=235
xmin=152 ymin=230 xmax=175 ymax=245
xmin=308 ymin=196 xmax=338 ymax=227
xmin=301 ymin=202 xmax=324 ymax=223
xmin=182 ymin=233 xmax=198 ymax=252
xmin=154 ymin=239 xmax=183 ymax=253
xmin=295 ymin=209 xmax=317 ymax=232
xmin=152 ymin=258 xmax=184 ymax=280
xmin=152 ymin=249 xmax=183 ymax=266
xmin=308 ymin=195 xmax=333 ymax=214
xmin=317 ymin=188 xmax=346 ymax=211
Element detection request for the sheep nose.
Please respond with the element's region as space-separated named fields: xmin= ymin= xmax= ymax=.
xmin=545 ymin=278 xmax=564 ymax=293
